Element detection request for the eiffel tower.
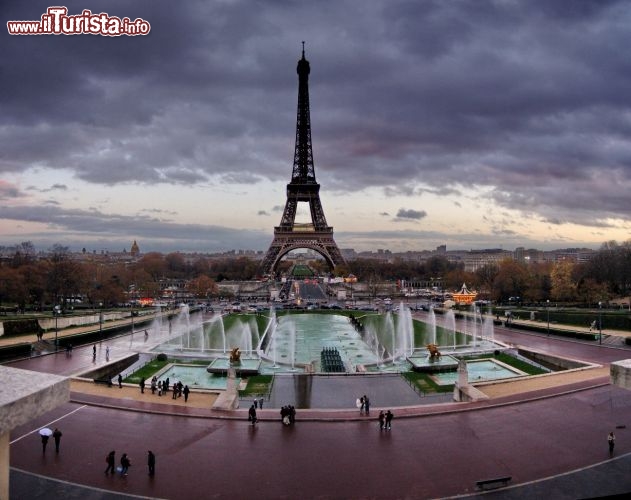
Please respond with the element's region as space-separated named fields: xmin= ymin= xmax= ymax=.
xmin=261 ymin=44 xmax=346 ymax=276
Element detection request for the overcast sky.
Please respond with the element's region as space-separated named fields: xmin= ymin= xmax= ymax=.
xmin=2 ymin=0 xmax=631 ymax=255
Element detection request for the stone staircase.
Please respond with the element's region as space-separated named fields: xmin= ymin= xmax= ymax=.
xmin=31 ymin=340 xmax=55 ymax=355
xmin=601 ymin=334 xmax=627 ymax=346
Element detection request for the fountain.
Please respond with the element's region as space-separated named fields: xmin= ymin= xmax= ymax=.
xmin=288 ymin=320 xmax=296 ymax=370
xmin=427 ymin=307 xmax=437 ymax=346
xmin=482 ymin=315 xmax=495 ymax=343
xmin=363 ymin=321 xmax=386 ymax=367
xmin=444 ymin=309 xmax=457 ymax=350
xmin=396 ymin=302 xmax=415 ymax=359
xmin=146 ymin=302 xmax=502 ymax=378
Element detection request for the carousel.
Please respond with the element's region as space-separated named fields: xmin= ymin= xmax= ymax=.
xmin=453 ymin=283 xmax=477 ymax=305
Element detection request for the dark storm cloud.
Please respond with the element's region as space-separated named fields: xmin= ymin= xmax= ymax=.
xmin=3 ymin=0 xmax=631 ymax=242
xmin=396 ymin=209 xmax=427 ymax=220
xmin=26 ymin=184 xmax=68 ymax=193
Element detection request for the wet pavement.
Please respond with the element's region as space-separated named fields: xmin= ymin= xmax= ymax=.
xmin=5 ymin=317 xmax=631 ymax=499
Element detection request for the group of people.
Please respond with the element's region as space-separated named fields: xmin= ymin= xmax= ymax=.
xmin=358 ymin=394 xmax=371 ymax=414
xmin=40 ymin=428 xmax=63 ymax=453
xmin=378 ymin=410 xmax=394 ymax=430
xmin=247 ymin=398 xmax=268 ymax=425
xmin=139 ymin=377 xmax=191 ymax=402
xmin=247 ymin=402 xmax=297 ymax=426
xmin=91 ymin=343 xmax=110 ymax=361
xmin=104 ymin=450 xmax=156 ymax=477
xmin=280 ymin=405 xmax=296 ymax=425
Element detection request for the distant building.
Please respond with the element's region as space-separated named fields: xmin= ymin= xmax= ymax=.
xmin=130 ymin=240 xmax=140 ymax=257
xmin=462 ymin=249 xmax=512 ymax=272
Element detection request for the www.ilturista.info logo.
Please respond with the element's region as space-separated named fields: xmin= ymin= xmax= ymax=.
xmin=7 ymin=6 xmax=151 ymax=36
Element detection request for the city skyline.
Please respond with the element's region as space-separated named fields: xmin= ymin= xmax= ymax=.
xmin=3 ymin=1 xmax=631 ymax=255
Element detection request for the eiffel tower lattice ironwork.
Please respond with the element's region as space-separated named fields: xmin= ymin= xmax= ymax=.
xmin=261 ymin=45 xmax=346 ymax=275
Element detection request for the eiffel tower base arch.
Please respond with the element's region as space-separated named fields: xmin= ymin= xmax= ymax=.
xmin=261 ymin=230 xmax=345 ymax=276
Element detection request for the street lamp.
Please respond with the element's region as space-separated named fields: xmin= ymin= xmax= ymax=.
xmin=546 ymin=299 xmax=550 ymax=337
xmin=53 ymin=305 xmax=61 ymax=349
xmin=99 ymin=302 xmax=103 ymax=341
xmin=599 ymin=301 xmax=602 ymax=345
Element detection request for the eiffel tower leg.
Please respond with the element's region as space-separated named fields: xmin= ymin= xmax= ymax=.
xmin=261 ymin=243 xmax=282 ymax=276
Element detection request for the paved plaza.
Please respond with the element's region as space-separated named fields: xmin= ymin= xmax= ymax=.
xmin=4 ymin=315 xmax=631 ymax=499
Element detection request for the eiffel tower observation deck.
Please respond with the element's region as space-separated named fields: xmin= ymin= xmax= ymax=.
xmin=261 ymin=44 xmax=346 ymax=276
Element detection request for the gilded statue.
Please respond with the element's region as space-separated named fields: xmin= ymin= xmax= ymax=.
xmin=426 ymin=343 xmax=442 ymax=359
xmin=229 ymin=347 xmax=241 ymax=363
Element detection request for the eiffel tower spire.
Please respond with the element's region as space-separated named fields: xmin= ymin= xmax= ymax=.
xmin=261 ymin=45 xmax=345 ymax=275
xmin=292 ymin=41 xmax=316 ymax=184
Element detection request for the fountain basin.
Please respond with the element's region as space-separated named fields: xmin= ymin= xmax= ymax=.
xmin=408 ymin=354 xmax=459 ymax=373
xmin=157 ymin=364 xmax=236 ymax=390
xmin=207 ymin=357 xmax=261 ymax=375
xmin=431 ymin=359 xmax=527 ymax=386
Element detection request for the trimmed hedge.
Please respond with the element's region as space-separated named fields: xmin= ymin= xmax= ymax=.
xmin=503 ymin=309 xmax=631 ymax=331
xmin=507 ymin=321 xmax=599 ymax=341
xmin=2 ymin=319 xmax=43 ymax=337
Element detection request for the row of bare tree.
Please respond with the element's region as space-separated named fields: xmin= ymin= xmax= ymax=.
xmin=1 ymin=240 xmax=629 ymax=310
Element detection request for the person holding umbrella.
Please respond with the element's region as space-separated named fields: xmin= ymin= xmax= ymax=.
xmin=39 ymin=428 xmax=52 ymax=453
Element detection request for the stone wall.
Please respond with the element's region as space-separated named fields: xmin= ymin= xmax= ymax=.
xmin=39 ymin=312 xmax=128 ymax=331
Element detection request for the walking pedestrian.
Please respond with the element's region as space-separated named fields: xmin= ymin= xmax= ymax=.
xmin=364 ymin=395 xmax=370 ymax=415
xmin=104 ymin=450 xmax=116 ymax=474
xmin=289 ymin=405 xmax=296 ymax=424
xmin=385 ymin=410 xmax=393 ymax=430
xmin=608 ymin=431 xmax=615 ymax=457
xmin=281 ymin=406 xmax=289 ymax=425
xmin=139 ymin=377 xmax=145 ymax=394
xmin=183 ymin=384 xmax=190 ymax=402
xmin=120 ymin=453 xmax=131 ymax=476
xmin=52 ymin=428 xmax=62 ymax=453
xmin=378 ymin=410 xmax=385 ymax=430
xmin=41 ymin=434 xmax=49 ymax=453
xmin=248 ymin=404 xmax=257 ymax=425
xmin=147 ymin=450 xmax=156 ymax=476
xmin=253 ymin=398 xmax=258 ymax=409
xmin=359 ymin=395 xmax=365 ymax=414
xmin=92 ymin=344 xmax=96 ymax=358
xmin=105 ymin=345 xmax=110 ymax=361
xmin=259 ymin=397 xmax=264 ymax=409
xmin=118 ymin=374 xmax=123 ymax=388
